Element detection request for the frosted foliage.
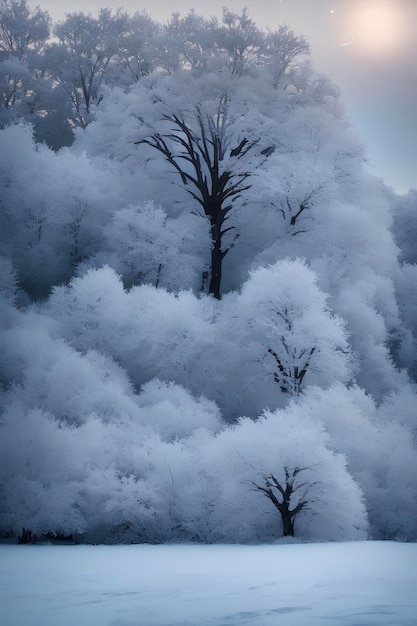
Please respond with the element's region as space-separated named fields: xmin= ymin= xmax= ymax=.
xmin=0 ymin=0 xmax=51 ymax=127
xmin=293 ymin=384 xmax=417 ymax=540
xmin=44 ymin=262 xmax=352 ymax=417
xmin=136 ymin=431 xmax=219 ymax=542
xmin=0 ymin=309 xmax=226 ymax=541
xmin=1 ymin=300 xmax=415 ymax=541
xmin=75 ymin=70 xmax=284 ymax=221
xmin=325 ymin=198 xmax=397 ymax=280
xmin=73 ymin=85 xmax=147 ymax=160
xmin=0 ymin=305 xmax=222 ymax=436
xmin=239 ymin=104 xmax=400 ymax=398
xmin=379 ymin=385 xmax=417 ymax=431
xmin=50 ymin=9 xmax=127 ymax=129
xmin=371 ymin=421 xmax=417 ymax=540
xmin=46 ymin=267 xmax=218 ymax=393
xmin=245 ymin=106 xmax=395 ymax=264
xmin=79 ymin=469 xmax=164 ymax=544
xmin=0 ymin=418 xmax=211 ymax=542
xmin=392 ymin=189 xmax=417 ymax=264
xmin=395 ymin=263 xmax=417 ymax=332
xmin=0 ymin=405 xmax=87 ymax=537
xmin=220 ymin=259 xmax=352 ymax=408
xmin=1 ymin=7 xmax=416 ymax=545
xmin=0 ymin=257 xmax=17 ymax=303
xmin=98 ymin=202 xmax=208 ymax=291
xmin=137 ymin=379 xmax=222 ymax=441
xmin=199 ymin=410 xmax=368 ymax=542
xmin=75 ymin=72 xmax=232 ymax=159
xmin=0 ymin=302 xmax=233 ymax=541
xmin=393 ymin=263 xmax=417 ymax=374
xmin=0 ymin=315 xmax=138 ymax=427
xmin=0 ymin=124 xmax=121 ymax=297
xmin=334 ymin=280 xmax=407 ymax=397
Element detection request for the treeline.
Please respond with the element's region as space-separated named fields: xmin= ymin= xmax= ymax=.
xmin=1 ymin=1 xmax=417 ymax=544
xmin=0 ymin=1 xmax=310 ymax=146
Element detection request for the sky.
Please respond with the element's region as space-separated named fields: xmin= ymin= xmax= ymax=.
xmin=29 ymin=0 xmax=417 ymax=194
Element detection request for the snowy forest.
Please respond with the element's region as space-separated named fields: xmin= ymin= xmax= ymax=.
xmin=1 ymin=0 xmax=417 ymax=546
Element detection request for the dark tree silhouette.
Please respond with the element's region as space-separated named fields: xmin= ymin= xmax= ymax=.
xmin=137 ymin=99 xmax=263 ymax=299
xmin=253 ymin=467 xmax=313 ymax=536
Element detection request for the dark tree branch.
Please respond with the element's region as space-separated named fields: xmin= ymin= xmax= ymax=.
xmin=267 ymin=342 xmax=316 ymax=394
xmin=253 ymin=467 xmax=312 ymax=537
xmin=136 ymin=103 xmax=266 ymax=299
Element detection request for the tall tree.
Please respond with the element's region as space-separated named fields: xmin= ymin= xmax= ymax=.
xmin=118 ymin=11 xmax=160 ymax=82
xmin=265 ymin=25 xmax=309 ymax=89
xmin=51 ymin=9 xmax=128 ymax=128
xmin=138 ymin=97 xmax=266 ymax=299
xmin=217 ymin=7 xmax=262 ymax=77
xmin=0 ymin=0 xmax=50 ymax=122
xmin=160 ymin=10 xmax=220 ymax=74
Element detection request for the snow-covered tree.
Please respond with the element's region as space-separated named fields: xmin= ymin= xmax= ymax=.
xmin=137 ymin=92 xmax=275 ymax=298
xmin=95 ymin=201 xmax=209 ymax=292
xmin=50 ymin=9 xmax=128 ymax=128
xmin=198 ymin=408 xmax=368 ymax=542
xmin=1 ymin=5 xmax=416 ymax=546
xmin=0 ymin=123 xmax=122 ymax=297
xmin=0 ymin=0 xmax=50 ymax=109
xmin=118 ymin=10 xmax=160 ymax=82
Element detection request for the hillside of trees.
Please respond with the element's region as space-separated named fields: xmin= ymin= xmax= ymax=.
xmin=1 ymin=0 xmax=417 ymax=544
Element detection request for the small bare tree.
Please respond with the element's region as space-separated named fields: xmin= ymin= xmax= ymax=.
xmin=253 ymin=467 xmax=313 ymax=536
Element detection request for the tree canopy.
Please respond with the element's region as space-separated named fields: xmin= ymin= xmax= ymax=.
xmin=0 ymin=2 xmax=416 ymax=544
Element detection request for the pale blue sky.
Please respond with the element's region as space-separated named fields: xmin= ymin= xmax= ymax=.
xmin=29 ymin=0 xmax=417 ymax=193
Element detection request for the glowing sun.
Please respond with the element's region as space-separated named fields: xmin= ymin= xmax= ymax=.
xmin=345 ymin=0 xmax=406 ymax=57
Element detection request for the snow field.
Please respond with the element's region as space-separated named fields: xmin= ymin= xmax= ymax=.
xmin=1 ymin=541 xmax=417 ymax=626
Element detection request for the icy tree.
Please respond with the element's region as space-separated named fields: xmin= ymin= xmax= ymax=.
xmin=217 ymin=259 xmax=352 ymax=416
xmin=0 ymin=123 xmax=122 ymax=297
xmin=96 ymin=201 xmax=209 ymax=292
xmin=253 ymin=467 xmax=312 ymax=536
xmin=50 ymin=9 xmax=128 ymax=128
xmin=1 ymin=5 xmax=416 ymax=545
xmin=198 ymin=408 xmax=368 ymax=542
xmin=0 ymin=0 xmax=51 ymax=130
xmin=138 ymin=95 xmax=273 ymax=298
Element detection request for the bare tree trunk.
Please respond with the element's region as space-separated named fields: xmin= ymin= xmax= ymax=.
xmin=281 ymin=511 xmax=295 ymax=537
xmin=209 ymin=239 xmax=222 ymax=300
xmin=209 ymin=219 xmax=228 ymax=299
xmin=137 ymin=104 xmax=258 ymax=299
xmin=253 ymin=468 xmax=312 ymax=537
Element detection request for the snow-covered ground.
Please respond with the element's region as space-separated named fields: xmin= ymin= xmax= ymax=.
xmin=1 ymin=541 xmax=416 ymax=625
